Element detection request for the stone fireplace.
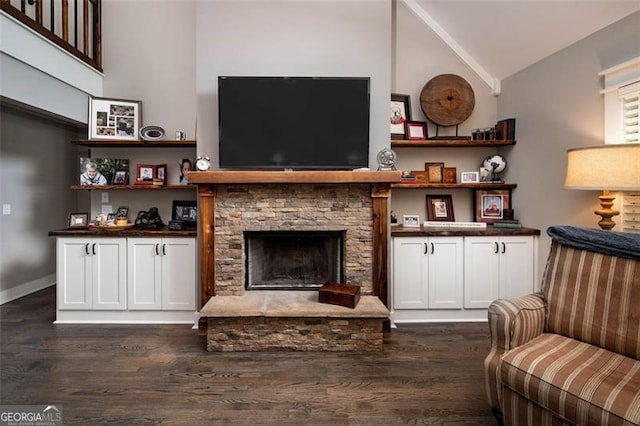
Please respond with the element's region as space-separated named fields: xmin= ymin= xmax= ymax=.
xmin=189 ymin=171 xmax=400 ymax=351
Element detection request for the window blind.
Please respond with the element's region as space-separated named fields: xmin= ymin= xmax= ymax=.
xmin=620 ymin=82 xmax=640 ymax=144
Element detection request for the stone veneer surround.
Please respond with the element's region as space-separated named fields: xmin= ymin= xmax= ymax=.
xmin=215 ymin=184 xmax=374 ymax=296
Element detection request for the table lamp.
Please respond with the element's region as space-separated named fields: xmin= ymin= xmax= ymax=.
xmin=565 ymin=144 xmax=640 ymax=230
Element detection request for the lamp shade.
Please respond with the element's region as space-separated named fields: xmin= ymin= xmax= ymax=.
xmin=565 ymin=144 xmax=640 ymax=190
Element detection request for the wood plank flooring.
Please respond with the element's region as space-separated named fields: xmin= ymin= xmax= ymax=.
xmin=1 ymin=287 xmax=496 ymax=425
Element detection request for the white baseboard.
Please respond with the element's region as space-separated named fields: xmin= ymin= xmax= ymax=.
xmin=0 ymin=274 xmax=55 ymax=305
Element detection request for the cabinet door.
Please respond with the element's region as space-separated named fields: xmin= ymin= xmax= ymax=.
xmin=127 ymin=238 xmax=162 ymax=309
xmin=393 ymin=238 xmax=428 ymax=309
xmin=92 ymin=238 xmax=127 ymax=310
xmin=464 ymin=237 xmax=500 ymax=309
xmin=57 ymin=238 xmax=92 ymax=310
xmin=161 ymin=238 xmax=196 ymax=310
xmin=428 ymin=237 xmax=463 ymax=309
xmin=499 ymin=236 xmax=534 ymax=299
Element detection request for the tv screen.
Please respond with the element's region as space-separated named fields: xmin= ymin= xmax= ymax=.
xmin=218 ymin=76 xmax=370 ymax=170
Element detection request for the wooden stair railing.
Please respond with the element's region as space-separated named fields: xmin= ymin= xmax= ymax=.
xmin=1 ymin=0 xmax=102 ymax=72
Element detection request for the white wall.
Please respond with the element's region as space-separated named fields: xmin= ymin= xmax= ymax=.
xmin=498 ymin=11 xmax=640 ymax=273
xmin=195 ymin=0 xmax=391 ymax=168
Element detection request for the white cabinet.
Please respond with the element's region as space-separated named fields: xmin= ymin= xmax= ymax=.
xmin=393 ymin=236 xmax=463 ymax=310
xmin=463 ymin=235 xmax=535 ymax=309
xmin=127 ymin=238 xmax=196 ymax=310
xmin=56 ymin=237 xmax=126 ymax=310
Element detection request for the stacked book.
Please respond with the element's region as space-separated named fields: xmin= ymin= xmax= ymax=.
xmin=492 ymin=219 xmax=522 ymax=229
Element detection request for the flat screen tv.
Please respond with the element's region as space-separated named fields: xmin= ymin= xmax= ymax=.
xmin=218 ymin=76 xmax=370 ymax=170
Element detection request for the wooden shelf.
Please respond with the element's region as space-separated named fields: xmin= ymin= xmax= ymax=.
xmin=186 ymin=170 xmax=402 ymax=184
xmin=71 ymin=185 xmax=196 ymax=190
xmin=391 ymin=183 xmax=517 ymax=190
xmin=71 ymin=139 xmax=197 ymax=148
xmin=391 ymin=139 xmax=516 ymax=148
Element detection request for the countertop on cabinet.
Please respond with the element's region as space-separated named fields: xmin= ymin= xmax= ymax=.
xmin=48 ymin=227 xmax=197 ymax=237
xmin=391 ymin=225 xmax=540 ymax=237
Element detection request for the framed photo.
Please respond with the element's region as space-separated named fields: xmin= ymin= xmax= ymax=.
xmin=172 ymin=200 xmax=198 ymax=227
xmin=68 ymin=212 xmax=89 ymax=229
xmin=426 ymin=195 xmax=455 ymax=222
xmin=402 ymin=214 xmax=420 ymax=228
xmin=88 ymin=96 xmax=141 ymax=140
xmin=112 ymin=170 xmax=128 ymax=185
xmin=156 ymin=164 xmax=167 ymax=183
xmin=475 ymin=189 xmax=511 ymax=223
xmin=115 ymin=206 xmax=129 ymax=218
xmin=390 ymin=93 xmax=411 ymax=140
xmin=136 ymin=164 xmax=155 ymax=183
xmin=405 ymin=121 xmax=427 ymax=140
xmin=425 ymin=162 xmax=445 ymax=183
xmin=79 ymin=157 xmax=130 ymax=186
xmin=461 ymin=171 xmax=480 ymax=183
xmin=442 ymin=167 xmax=457 ymax=184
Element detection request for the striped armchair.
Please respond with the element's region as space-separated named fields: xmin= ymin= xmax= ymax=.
xmin=484 ymin=226 xmax=640 ymax=425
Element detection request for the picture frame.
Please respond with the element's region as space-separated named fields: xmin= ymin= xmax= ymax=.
xmin=115 ymin=206 xmax=129 ymax=219
xmin=112 ymin=170 xmax=128 ymax=185
xmin=426 ymin=195 xmax=455 ymax=222
xmin=88 ymin=96 xmax=141 ymax=140
xmin=442 ymin=167 xmax=457 ymax=184
xmin=79 ymin=157 xmax=130 ymax=186
xmin=172 ymin=200 xmax=198 ymax=227
xmin=425 ymin=162 xmax=445 ymax=183
xmin=461 ymin=171 xmax=480 ymax=183
xmin=136 ymin=164 xmax=155 ymax=183
xmin=405 ymin=121 xmax=427 ymax=140
xmin=390 ymin=93 xmax=411 ymax=140
xmin=402 ymin=214 xmax=420 ymax=228
xmin=156 ymin=164 xmax=167 ymax=183
xmin=68 ymin=212 xmax=89 ymax=229
xmin=475 ymin=189 xmax=511 ymax=223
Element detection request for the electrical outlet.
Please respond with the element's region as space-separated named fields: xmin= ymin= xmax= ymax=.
xmin=2 ymin=204 xmax=10 ymax=215
xmin=101 ymin=192 xmax=109 ymax=203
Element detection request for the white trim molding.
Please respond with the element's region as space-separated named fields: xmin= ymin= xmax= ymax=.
xmin=0 ymin=274 xmax=55 ymax=305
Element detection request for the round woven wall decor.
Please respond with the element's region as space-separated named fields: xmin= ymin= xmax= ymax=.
xmin=420 ymin=74 xmax=475 ymax=127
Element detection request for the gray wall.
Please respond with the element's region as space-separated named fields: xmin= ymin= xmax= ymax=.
xmin=498 ymin=11 xmax=640 ymax=273
xmin=194 ymin=0 xmax=391 ymax=168
xmin=0 ymin=104 xmax=82 ymax=293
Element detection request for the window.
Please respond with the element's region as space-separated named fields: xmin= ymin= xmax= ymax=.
xmin=600 ymin=58 xmax=640 ymax=233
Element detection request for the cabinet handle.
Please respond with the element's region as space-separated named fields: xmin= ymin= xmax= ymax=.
xmin=85 ymin=243 xmax=90 ymax=255
xmin=501 ymin=242 xmax=506 ymax=254
xmin=155 ymin=243 xmax=160 ymax=256
xmin=494 ymin=242 xmax=499 ymax=254
xmin=162 ymin=244 xmax=166 ymax=256
xmin=92 ymin=243 xmax=97 ymax=255
xmin=424 ymin=243 xmax=428 ymax=254
xmin=430 ymin=242 xmax=435 ymax=254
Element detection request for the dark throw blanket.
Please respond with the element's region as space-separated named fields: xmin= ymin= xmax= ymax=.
xmin=547 ymin=225 xmax=640 ymax=260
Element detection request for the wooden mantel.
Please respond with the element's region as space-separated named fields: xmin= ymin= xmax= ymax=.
xmin=188 ymin=170 xmax=402 ymax=311
xmin=186 ymin=170 xmax=402 ymax=184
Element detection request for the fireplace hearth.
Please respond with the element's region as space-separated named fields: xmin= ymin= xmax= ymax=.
xmin=245 ymin=231 xmax=344 ymax=290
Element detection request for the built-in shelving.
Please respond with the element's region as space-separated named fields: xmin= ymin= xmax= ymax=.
xmin=70 ymin=185 xmax=195 ymax=191
xmin=391 ymin=182 xmax=516 ymax=189
xmin=71 ymin=139 xmax=197 ymax=148
xmin=391 ymin=139 xmax=516 ymax=148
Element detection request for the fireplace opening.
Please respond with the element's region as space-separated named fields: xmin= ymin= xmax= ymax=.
xmin=245 ymin=231 xmax=344 ymax=290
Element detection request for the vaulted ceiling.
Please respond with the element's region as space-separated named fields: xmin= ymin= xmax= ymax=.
xmin=406 ymin=0 xmax=640 ymax=88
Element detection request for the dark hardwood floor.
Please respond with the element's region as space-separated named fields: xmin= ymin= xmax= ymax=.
xmin=1 ymin=287 xmax=496 ymax=425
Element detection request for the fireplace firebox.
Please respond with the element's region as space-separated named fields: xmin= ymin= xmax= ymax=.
xmin=245 ymin=231 xmax=344 ymax=290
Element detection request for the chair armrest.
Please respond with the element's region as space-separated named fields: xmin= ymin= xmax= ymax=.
xmin=488 ymin=292 xmax=546 ymax=351
xmin=484 ymin=293 xmax=546 ymax=412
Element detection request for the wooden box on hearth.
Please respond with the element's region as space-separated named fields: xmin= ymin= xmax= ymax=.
xmin=318 ymin=282 xmax=360 ymax=309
